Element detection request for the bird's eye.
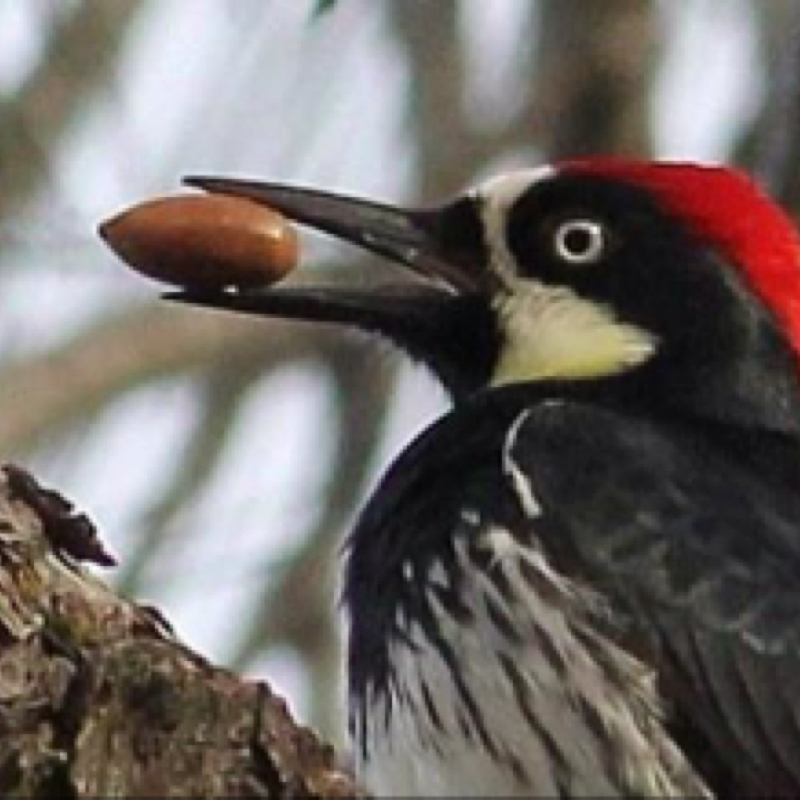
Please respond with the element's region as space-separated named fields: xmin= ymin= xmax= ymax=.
xmin=553 ymin=219 xmax=607 ymax=265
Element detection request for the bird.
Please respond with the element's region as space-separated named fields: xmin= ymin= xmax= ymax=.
xmin=172 ymin=158 xmax=800 ymax=797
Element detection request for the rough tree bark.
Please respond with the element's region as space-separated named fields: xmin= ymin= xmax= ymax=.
xmin=0 ymin=464 xmax=363 ymax=798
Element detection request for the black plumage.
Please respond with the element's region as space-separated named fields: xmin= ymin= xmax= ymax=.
xmin=344 ymin=379 xmax=800 ymax=795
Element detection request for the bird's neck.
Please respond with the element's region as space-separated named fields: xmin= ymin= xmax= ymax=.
xmin=474 ymin=343 xmax=800 ymax=439
xmin=620 ymin=345 xmax=800 ymax=437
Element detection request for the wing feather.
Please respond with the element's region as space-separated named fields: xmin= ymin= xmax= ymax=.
xmin=507 ymin=401 xmax=800 ymax=794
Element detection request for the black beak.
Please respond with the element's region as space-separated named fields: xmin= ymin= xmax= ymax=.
xmin=169 ymin=177 xmax=498 ymax=398
xmin=183 ymin=177 xmax=487 ymax=292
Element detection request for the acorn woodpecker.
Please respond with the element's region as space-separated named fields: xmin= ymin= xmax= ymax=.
xmin=174 ymin=159 xmax=800 ymax=797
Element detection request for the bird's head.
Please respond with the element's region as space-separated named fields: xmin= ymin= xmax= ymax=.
xmin=176 ymin=159 xmax=800 ymax=431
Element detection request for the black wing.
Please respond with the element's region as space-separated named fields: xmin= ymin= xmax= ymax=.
xmin=507 ymin=400 xmax=800 ymax=796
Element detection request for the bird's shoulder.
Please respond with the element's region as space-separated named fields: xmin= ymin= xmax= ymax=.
xmin=350 ymin=386 xmax=800 ymax=586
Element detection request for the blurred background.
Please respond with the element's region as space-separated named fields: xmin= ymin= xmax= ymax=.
xmin=2 ymin=0 xmax=800 ymax=747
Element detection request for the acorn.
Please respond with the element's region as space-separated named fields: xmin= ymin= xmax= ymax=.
xmin=98 ymin=193 xmax=298 ymax=290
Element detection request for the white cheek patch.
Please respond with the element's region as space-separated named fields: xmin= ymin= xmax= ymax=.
xmin=492 ymin=280 xmax=659 ymax=383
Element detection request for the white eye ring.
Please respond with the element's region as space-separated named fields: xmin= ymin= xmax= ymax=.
xmin=553 ymin=219 xmax=606 ymax=265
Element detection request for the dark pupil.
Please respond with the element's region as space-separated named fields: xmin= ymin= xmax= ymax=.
xmin=563 ymin=226 xmax=593 ymax=256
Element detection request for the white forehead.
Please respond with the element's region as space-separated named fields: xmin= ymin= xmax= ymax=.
xmin=471 ymin=165 xmax=556 ymax=211
xmin=470 ymin=166 xmax=556 ymax=281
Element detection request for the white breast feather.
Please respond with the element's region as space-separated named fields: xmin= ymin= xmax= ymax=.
xmin=354 ymin=452 xmax=709 ymax=798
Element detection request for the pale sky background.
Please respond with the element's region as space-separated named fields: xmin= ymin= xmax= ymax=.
xmin=0 ymin=0 xmax=765 ymax=724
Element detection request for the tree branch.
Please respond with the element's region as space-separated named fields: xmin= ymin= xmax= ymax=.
xmin=0 ymin=463 xmax=363 ymax=798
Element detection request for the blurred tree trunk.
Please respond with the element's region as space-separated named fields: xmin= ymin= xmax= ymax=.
xmin=532 ymin=0 xmax=656 ymax=158
xmin=0 ymin=464 xmax=362 ymax=799
xmin=0 ymin=1 xmax=143 ymax=223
